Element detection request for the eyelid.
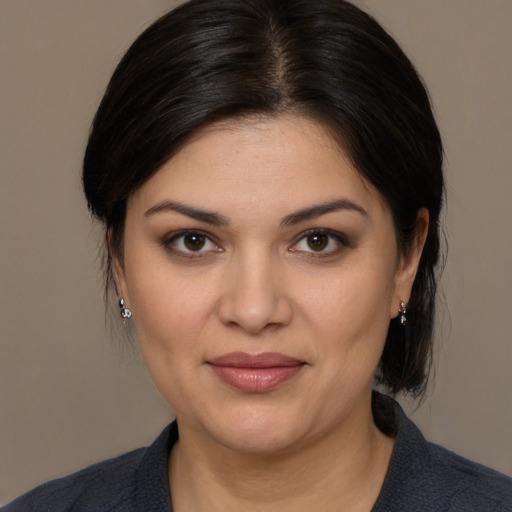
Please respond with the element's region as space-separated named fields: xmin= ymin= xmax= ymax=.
xmin=163 ymin=229 xmax=222 ymax=257
xmin=161 ymin=228 xmax=350 ymax=258
xmin=289 ymin=228 xmax=350 ymax=255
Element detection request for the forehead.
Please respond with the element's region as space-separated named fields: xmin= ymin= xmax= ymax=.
xmin=127 ymin=115 xmax=389 ymax=220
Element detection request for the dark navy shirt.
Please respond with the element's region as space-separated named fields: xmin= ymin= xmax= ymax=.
xmin=4 ymin=395 xmax=512 ymax=511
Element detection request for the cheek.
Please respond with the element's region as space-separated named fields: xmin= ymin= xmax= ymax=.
xmin=297 ymin=259 xmax=397 ymax=385
xmin=124 ymin=251 xmax=221 ymax=364
xmin=308 ymin=276 xmax=394 ymax=394
xmin=126 ymin=272 xmax=219 ymax=409
xmin=299 ymin=262 xmax=396 ymax=339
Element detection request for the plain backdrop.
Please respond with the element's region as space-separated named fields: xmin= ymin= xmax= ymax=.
xmin=1 ymin=0 xmax=511 ymax=505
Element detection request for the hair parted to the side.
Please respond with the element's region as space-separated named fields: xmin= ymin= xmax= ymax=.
xmin=83 ymin=0 xmax=444 ymax=398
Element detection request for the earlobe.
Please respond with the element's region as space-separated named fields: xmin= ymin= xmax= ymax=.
xmin=391 ymin=208 xmax=429 ymax=318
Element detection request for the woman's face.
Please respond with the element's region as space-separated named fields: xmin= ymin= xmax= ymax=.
xmin=116 ymin=115 xmax=422 ymax=454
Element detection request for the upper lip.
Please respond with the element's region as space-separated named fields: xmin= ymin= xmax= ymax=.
xmin=208 ymin=352 xmax=304 ymax=368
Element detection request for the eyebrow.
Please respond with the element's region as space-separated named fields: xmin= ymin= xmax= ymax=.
xmin=144 ymin=198 xmax=367 ymax=227
xmin=280 ymin=199 xmax=368 ymax=226
xmin=144 ymin=201 xmax=230 ymax=226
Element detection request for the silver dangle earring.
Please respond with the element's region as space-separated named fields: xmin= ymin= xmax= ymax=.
xmin=119 ymin=298 xmax=132 ymax=319
xmin=399 ymin=301 xmax=407 ymax=325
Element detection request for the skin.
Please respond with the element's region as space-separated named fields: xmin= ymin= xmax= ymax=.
xmin=114 ymin=115 xmax=428 ymax=511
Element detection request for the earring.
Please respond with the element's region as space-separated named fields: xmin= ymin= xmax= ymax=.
xmin=399 ymin=301 xmax=407 ymax=325
xmin=119 ymin=298 xmax=132 ymax=319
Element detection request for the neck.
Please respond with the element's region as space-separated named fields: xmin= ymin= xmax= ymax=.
xmin=168 ymin=397 xmax=394 ymax=512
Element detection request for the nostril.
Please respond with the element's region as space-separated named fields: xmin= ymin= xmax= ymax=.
xmin=217 ymin=293 xmax=293 ymax=334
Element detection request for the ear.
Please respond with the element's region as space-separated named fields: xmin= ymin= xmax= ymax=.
xmin=106 ymin=228 xmax=131 ymax=308
xmin=390 ymin=208 xmax=429 ymax=318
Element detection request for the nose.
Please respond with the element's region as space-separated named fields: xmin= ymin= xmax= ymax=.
xmin=216 ymin=251 xmax=293 ymax=334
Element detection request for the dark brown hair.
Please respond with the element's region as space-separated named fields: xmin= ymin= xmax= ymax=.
xmin=83 ymin=0 xmax=444 ymax=397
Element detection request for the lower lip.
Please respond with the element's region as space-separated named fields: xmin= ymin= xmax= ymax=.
xmin=209 ymin=364 xmax=304 ymax=393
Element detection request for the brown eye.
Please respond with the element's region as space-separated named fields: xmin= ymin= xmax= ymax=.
xmin=307 ymin=233 xmax=329 ymax=251
xmin=167 ymin=231 xmax=219 ymax=255
xmin=184 ymin=233 xmax=206 ymax=251
xmin=290 ymin=229 xmax=349 ymax=256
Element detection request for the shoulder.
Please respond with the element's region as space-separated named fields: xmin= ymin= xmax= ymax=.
xmin=2 ymin=422 xmax=176 ymax=512
xmin=423 ymin=441 xmax=512 ymax=511
xmin=2 ymin=448 xmax=145 ymax=512
xmin=373 ymin=393 xmax=512 ymax=512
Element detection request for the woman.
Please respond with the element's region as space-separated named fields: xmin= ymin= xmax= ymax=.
xmin=4 ymin=0 xmax=511 ymax=510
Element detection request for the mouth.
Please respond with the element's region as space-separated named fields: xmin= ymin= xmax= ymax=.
xmin=207 ymin=352 xmax=306 ymax=393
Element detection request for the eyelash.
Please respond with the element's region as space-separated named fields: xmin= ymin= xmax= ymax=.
xmin=163 ymin=230 xmax=221 ymax=258
xmin=162 ymin=229 xmax=350 ymax=258
xmin=289 ymin=229 xmax=350 ymax=257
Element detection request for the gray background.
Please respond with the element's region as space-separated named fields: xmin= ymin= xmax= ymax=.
xmin=1 ymin=0 xmax=511 ymax=504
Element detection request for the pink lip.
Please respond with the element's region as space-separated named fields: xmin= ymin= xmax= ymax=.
xmin=207 ymin=352 xmax=305 ymax=393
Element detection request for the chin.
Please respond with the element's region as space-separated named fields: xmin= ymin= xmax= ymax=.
xmin=198 ymin=403 xmax=316 ymax=455
xmin=217 ymin=427 xmax=304 ymax=455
